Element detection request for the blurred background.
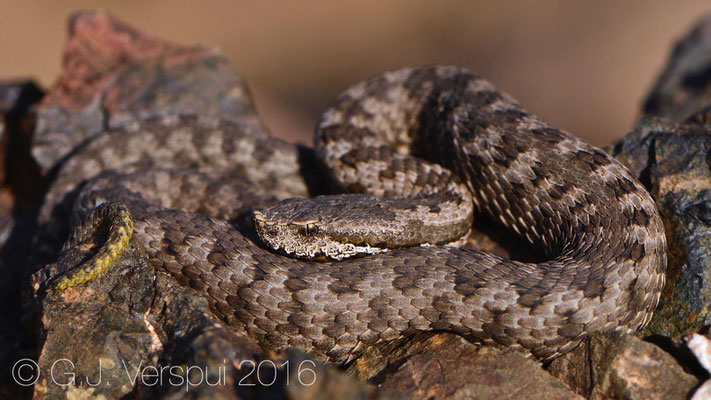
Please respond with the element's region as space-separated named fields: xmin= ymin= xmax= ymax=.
xmin=0 ymin=0 xmax=709 ymax=145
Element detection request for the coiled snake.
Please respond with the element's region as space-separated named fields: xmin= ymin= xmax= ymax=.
xmin=41 ymin=66 xmax=667 ymax=362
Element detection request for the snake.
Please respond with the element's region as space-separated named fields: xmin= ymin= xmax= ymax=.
xmin=38 ymin=66 xmax=667 ymax=362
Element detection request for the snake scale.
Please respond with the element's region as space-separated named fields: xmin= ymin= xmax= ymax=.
xmin=39 ymin=66 xmax=667 ymax=362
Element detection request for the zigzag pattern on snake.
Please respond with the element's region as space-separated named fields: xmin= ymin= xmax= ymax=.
xmin=39 ymin=66 xmax=667 ymax=362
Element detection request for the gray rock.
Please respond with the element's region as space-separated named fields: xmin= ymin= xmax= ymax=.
xmin=613 ymin=119 xmax=711 ymax=338
xmin=643 ymin=13 xmax=711 ymax=122
xmin=32 ymin=245 xmax=157 ymax=399
xmin=613 ymin=13 xmax=711 ymax=339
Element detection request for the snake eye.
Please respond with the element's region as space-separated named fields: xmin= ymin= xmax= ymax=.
xmin=301 ymin=224 xmax=319 ymax=236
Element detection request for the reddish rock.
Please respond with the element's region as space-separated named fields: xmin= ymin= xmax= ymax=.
xmin=31 ymin=11 xmax=261 ymax=173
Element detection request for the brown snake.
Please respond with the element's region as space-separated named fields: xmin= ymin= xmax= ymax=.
xmin=39 ymin=66 xmax=667 ymax=362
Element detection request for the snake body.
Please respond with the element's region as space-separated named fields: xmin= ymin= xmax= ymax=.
xmin=41 ymin=66 xmax=666 ymax=362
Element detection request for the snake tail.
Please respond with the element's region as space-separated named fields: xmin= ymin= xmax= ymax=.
xmin=53 ymin=202 xmax=134 ymax=291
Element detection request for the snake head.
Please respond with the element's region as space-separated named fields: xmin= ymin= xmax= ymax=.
xmin=252 ymin=197 xmax=387 ymax=261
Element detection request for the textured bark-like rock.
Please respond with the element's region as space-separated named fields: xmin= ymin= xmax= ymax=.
xmin=547 ymin=332 xmax=698 ymax=400
xmin=350 ymin=332 xmax=581 ymax=400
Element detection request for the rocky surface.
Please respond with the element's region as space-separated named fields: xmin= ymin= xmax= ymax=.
xmin=687 ymin=333 xmax=711 ymax=400
xmin=0 ymin=80 xmax=43 ymax=247
xmin=34 ymin=238 xmax=389 ymax=399
xmin=643 ymin=14 xmax=711 ymax=123
xmin=547 ymin=332 xmax=698 ymax=399
xmin=0 ymin=80 xmax=44 ymax=400
xmin=613 ymin=118 xmax=711 ymax=339
xmin=4 ymin=9 xmax=711 ymax=400
xmin=613 ymin=14 xmax=711 ymax=342
xmin=23 ymin=11 xmax=390 ymax=400
xmin=30 ymin=11 xmax=261 ymax=175
xmin=351 ymin=332 xmax=581 ymax=400
xmin=605 ymin=14 xmax=711 ymax=399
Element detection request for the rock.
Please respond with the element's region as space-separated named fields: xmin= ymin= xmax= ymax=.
xmin=613 ymin=13 xmax=711 ymax=339
xmin=33 ymin=235 xmax=280 ymax=399
xmin=0 ymin=115 xmax=8 ymax=236
xmin=0 ymin=80 xmax=43 ymax=114
xmin=0 ymin=80 xmax=44 ymax=282
xmin=687 ymin=333 xmax=711 ymax=400
xmin=25 ymin=11 xmax=383 ymax=400
xmin=20 ymin=9 xmax=711 ymax=400
xmin=0 ymin=80 xmax=43 ymax=400
xmin=31 ymin=11 xmax=262 ymax=174
xmin=32 ymin=240 xmax=393 ymax=399
xmin=137 ymin=325 xmax=268 ymax=399
xmin=688 ymin=333 xmax=711 ymax=380
xmin=286 ymin=349 xmax=401 ymax=400
xmin=0 ymin=79 xmax=44 ymax=243
xmin=31 ymin=244 xmax=157 ymax=399
xmin=0 ymin=79 xmax=45 ymax=266
xmin=692 ymin=380 xmax=711 ymax=400
xmin=350 ymin=332 xmax=581 ymax=400
xmin=0 ymin=80 xmax=43 ymax=199
xmin=643 ymin=14 xmax=711 ymax=122
xmin=624 ymin=18 xmax=711 ymax=343
xmin=0 ymin=81 xmax=42 ymax=185
xmin=547 ymin=332 xmax=698 ymax=400
xmin=613 ymin=118 xmax=711 ymax=338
